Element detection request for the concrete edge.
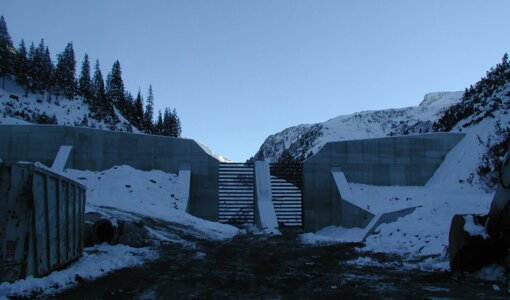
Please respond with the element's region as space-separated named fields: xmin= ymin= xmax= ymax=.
xmin=362 ymin=206 xmax=420 ymax=241
xmin=51 ymin=145 xmax=73 ymax=171
xmin=254 ymin=161 xmax=279 ymax=232
xmin=304 ymin=132 xmax=466 ymax=163
xmin=177 ymin=163 xmax=192 ymax=213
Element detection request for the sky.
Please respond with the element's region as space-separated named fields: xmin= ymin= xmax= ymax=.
xmin=2 ymin=1 xmax=510 ymax=161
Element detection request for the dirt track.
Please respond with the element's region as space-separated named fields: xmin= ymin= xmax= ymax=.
xmin=55 ymin=231 xmax=508 ymax=299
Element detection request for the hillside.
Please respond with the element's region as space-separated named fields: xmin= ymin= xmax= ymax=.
xmin=0 ymin=78 xmax=139 ymax=132
xmin=433 ymin=54 xmax=510 ymax=188
xmin=0 ymin=79 xmax=232 ymax=162
xmin=0 ymin=15 xmax=181 ymax=139
xmin=253 ymin=91 xmax=463 ymax=162
xmin=254 ymin=55 xmax=510 ymax=189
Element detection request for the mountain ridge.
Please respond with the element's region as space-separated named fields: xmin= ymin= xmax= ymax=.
xmin=253 ymin=54 xmax=510 ymax=190
xmin=253 ymin=91 xmax=463 ymax=163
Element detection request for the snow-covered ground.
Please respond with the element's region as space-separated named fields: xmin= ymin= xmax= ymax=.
xmin=65 ymin=165 xmax=240 ymax=241
xmin=0 ymin=81 xmax=137 ymax=132
xmin=300 ymin=116 xmax=504 ymax=271
xmin=0 ymin=165 xmax=240 ymax=299
xmin=300 ymin=183 xmax=491 ymax=257
xmin=0 ymin=244 xmax=157 ymax=298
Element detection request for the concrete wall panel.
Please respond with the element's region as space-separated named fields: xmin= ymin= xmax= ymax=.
xmin=0 ymin=125 xmax=219 ymax=221
xmin=303 ymin=133 xmax=464 ymax=231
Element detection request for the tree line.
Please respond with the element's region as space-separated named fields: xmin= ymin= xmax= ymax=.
xmin=433 ymin=53 xmax=510 ymax=188
xmin=0 ymin=16 xmax=181 ymax=137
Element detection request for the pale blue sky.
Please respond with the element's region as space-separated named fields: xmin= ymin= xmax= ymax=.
xmin=2 ymin=1 xmax=510 ymax=161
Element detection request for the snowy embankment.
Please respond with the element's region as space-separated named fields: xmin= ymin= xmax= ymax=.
xmin=301 ymin=116 xmax=502 ymax=271
xmin=300 ymin=183 xmax=492 ymax=270
xmin=0 ymin=83 xmax=136 ymax=132
xmin=0 ymin=165 xmax=239 ymax=298
xmin=65 ymin=165 xmax=240 ymax=241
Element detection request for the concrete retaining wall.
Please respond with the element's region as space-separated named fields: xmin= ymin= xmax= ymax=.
xmin=0 ymin=125 xmax=219 ymax=221
xmin=302 ymin=133 xmax=465 ymax=231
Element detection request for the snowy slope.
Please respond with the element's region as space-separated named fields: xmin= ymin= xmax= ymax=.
xmin=197 ymin=141 xmax=232 ymax=162
xmin=0 ymin=79 xmax=138 ymax=132
xmin=436 ymin=79 xmax=510 ymax=188
xmin=253 ymin=91 xmax=463 ymax=162
xmin=64 ymin=165 xmax=240 ymax=241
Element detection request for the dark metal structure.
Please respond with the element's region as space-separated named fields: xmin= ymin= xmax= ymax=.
xmin=0 ymin=163 xmax=86 ymax=283
xmin=218 ymin=163 xmax=255 ymax=224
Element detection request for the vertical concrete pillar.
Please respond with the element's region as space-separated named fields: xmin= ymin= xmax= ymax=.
xmin=51 ymin=145 xmax=73 ymax=171
xmin=177 ymin=163 xmax=191 ymax=213
xmin=254 ymin=161 xmax=279 ymax=233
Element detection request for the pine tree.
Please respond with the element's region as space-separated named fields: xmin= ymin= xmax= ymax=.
xmin=27 ymin=42 xmax=36 ymax=90
xmin=155 ymin=109 xmax=163 ymax=135
xmin=26 ymin=40 xmax=53 ymax=93
xmin=41 ymin=46 xmax=53 ymax=91
xmin=53 ymin=42 xmax=76 ymax=98
xmin=28 ymin=41 xmax=44 ymax=92
xmin=0 ymin=16 xmax=14 ymax=88
xmin=0 ymin=16 xmax=184 ymax=135
xmin=172 ymin=108 xmax=182 ymax=137
xmin=106 ymin=60 xmax=125 ymax=106
xmin=163 ymin=107 xmax=171 ymax=136
xmin=134 ymin=89 xmax=144 ymax=129
xmin=78 ymin=54 xmax=93 ymax=102
xmin=123 ymin=91 xmax=135 ymax=122
xmin=92 ymin=59 xmax=109 ymax=116
xmin=14 ymin=39 xmax=29 ymax=91
xmin=161 ymin=107 xmax=182 ymax=137
xmin=144 ymin=85 xmax=154 ymax=132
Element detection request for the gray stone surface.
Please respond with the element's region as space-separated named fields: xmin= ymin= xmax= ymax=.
xmin=0 ymin=125 xmax=219 ymax=221
xmin=302 ymin=133 xmax=465 ymax=231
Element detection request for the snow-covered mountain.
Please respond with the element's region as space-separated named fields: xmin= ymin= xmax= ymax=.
xmin=253 ymin=54 xmax=510 ymax=189
xmin=253 ymin=91 xmax=463 ymax=162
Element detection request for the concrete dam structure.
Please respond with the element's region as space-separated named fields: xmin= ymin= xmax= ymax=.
xmin=0 ymin=125 xmax=464 ymax=232
xmin=302 ymin=133 xmax=465 ymax=231
xmin=0 ymin=125 xmax=218 ymax=221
